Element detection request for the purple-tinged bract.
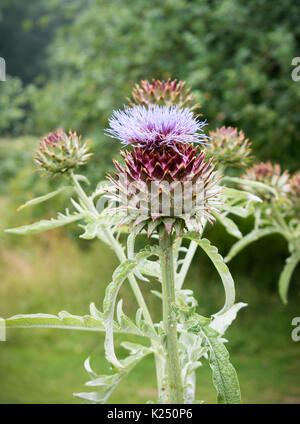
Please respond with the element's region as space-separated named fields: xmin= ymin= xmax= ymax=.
xmin=107 ymin=144 xmax=221 ymax=236
xmin=128 ymin=78 xmax=200 ymax=111
xmin=288 ymin=171 xmax=300 ymax=215
xmin=242 ymin=161 xmax=290 ymax=200
xmin=105 ymin=105 xmax=208 ymax=149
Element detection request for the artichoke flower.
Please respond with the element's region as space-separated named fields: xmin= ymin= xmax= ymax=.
xmin=106 ymin=105 xmax=220 ymax=236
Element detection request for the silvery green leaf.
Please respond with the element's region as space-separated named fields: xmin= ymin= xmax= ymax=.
xmin=3 ymin=307 xmax=152 ymax=338
xmin=221 ymin=204 xmax=252 ymax=218
xmin=70 ymin=197 xmax=86 ymax=213
xmin=200 ymin=326 xmax=241 ymax=404
xmin=74 ymin=174 xmax=90 ymax=185
xmin=221 ymin=187 xmax=262 ymax=205
xmin=279 ymin=251 xmax=300 ymax=304
xmin=185 ymin=234 xmax=235 ymax=316
xmin=127 ymin=232 xmax=149 ymax=281
xmin=150 ymin=290 xmax=162 ymax=299
xmin=220 ymin=186 xmax=262 ymax=218
xmin=91 ymin=180 xmax=112 ymax=200
xmin=116 ymin=299 xmax=140 ymax=334
xmin=137 ymin=259 xmax=161 ymax=280
xmin=80 ymin=220 xmax=101 ymax=240
xmin=225 ymin=227 xmax=282 ymax=263
xmin=17 ymin=186 xmax=71 ymax=211
xmin=83 ymin=357 xmax=98 ymax=379
xmin=179 ymin=330 xmax=207 ymax=404
xmin=213 ymin=212 xmax=242 ymax=239
xmin=102 ymin=246 xmax=159 ymax=368
xmin=222 ymin=176 xmax=278 ymax=198
xmin=4 ymin=311 xmax=105 ymax=332
xmin=5 ymin=212 xmax=84 ymax=236
xmin=74 ymin=344 xmax=152 ymax=404
xmin=210 ymin=303 xmax=247 ymax=335
xmin=74 ymin=391 xmax=106 ymax=403
xmin=135 ymin=308 xmax=143 ymax=328
xmin=89 ymin=302 xmax=103 ymax=320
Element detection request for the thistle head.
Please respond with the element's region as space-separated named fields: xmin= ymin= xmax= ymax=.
xmin=207 ymin=126 xmax=252 ymax=168
xmin=128 ymin=78 xmax=200 ymax=111
xmin=105 ymin=105 xmax=208 ymax=150
xmin=34 ymin=129 xmax=92 ymax=175
xmin=242 ymin=161 xmax=290 ymax=200
xmin=107 ymin=144 xmax=221 ymax=236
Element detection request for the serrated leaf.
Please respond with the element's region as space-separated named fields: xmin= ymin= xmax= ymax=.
xmin=225 ymin=227 xmax=282 ymax=263
xmin=5 ymin=212 xmax=83 ymax=235
xmin=4 ymin=311 xmax=105 ymax=332
xmin=80 ymin=220 xmax=101 ymax=240
xmin=74 ymin=344 xmax=152 ymax=404
xmin=201 ymin=326 xmax=241 ymax=404
xmin=3 ymin=308 xmax=153 ymax=338
xmin=210 ymin=303 xmax=247 ymax=335
xmin=279 ymin=251 xmax=300 ymax=304
xmin=185 ymin=234 xmax=235 ymax=316
xmin=17 ymin=186 xmax=71 ymax=211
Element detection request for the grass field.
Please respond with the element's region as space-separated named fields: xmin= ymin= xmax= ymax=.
xmin=0 ymin=226 xmax=299 ymax=404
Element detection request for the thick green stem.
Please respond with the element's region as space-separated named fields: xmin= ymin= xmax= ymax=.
xmin=159 ymin=228 xmax=184 ymax=404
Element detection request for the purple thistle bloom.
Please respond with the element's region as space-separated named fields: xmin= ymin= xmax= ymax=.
xmin=105 ymin=105 xmax=208 ymax=149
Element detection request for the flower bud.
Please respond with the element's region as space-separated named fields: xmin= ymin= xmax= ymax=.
xmin=34 ymin=129 xmax=92 ymax=175
xmin=207 ymin=126 xmax=252 ymax=169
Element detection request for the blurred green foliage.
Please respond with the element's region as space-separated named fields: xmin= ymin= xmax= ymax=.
xmin=0 ymin=0 xmax=299 ymax=404
xmin=1 ymin=0 xmax=300 ymax=173
xmin=0 ymin=77 xmax=30 ymax=135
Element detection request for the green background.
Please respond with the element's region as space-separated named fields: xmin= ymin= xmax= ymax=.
xmin=0 ymin=0 xmax=299 ymax=403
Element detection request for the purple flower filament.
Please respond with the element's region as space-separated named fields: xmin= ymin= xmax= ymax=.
xmin=105 ymin=105 xmax=208 ymax=149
